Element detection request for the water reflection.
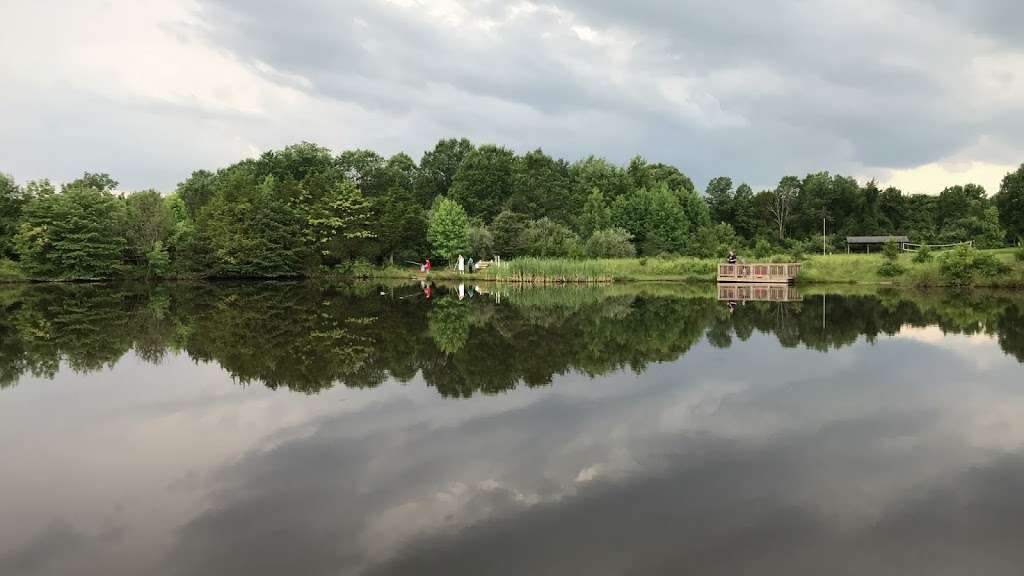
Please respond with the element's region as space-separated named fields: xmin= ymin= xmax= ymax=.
xmin=4 ymin=282 xmax=1024 ymax=575
xmin=2 ymin=282 xmax=1024 ymax=395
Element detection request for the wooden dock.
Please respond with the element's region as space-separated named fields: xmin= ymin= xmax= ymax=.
xmin=717 ymin=283 xmax=801 ymax=302
xmin=717 ymin=263 xmax=801 ymax=284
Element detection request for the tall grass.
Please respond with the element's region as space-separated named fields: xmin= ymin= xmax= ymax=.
xmin=478 ymin=257 xmax=718 ymax=283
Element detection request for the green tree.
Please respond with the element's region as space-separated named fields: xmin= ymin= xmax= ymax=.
xmin=427 ymin=196 xmax=470 ymax=264
xmin=688 ymin=223 xmax=739 ymax=258
xmin=507 ymin=149 xmax=572 ymax=223
xmin=74 ymin=172 xmax=118 ymax=193
xmin=337 ymin=149 xmax=389 ymax=197
xmin=519 ymin=218 xmax=581 ymax=257
xmin=416 ymin=138 xmax=474 ymax=206
xmin=449 ymin=144 xmax=516 ymax=221
xmin=767 ymin=176 xmax=799 ymax=240
xmin=994 ymin=164 xmax=1024 ymax=243
xmin=296 ymin=179 xmax=374 ymax=260
xmin=0 ymin=174 xmax=26 ymax=259
xmin=125 ymin=190 xmax=174 ymax=265
xmin=15 ymin=175 xmax=127 ymax=279
xmin=611 ymin=185 xmax=689 ymax=255
xmin=176 ymin=169 xmax=217 ymax=218
xmin=491 ymin=210 xmax=529 ymax=257
xmin=627 ymin=156 xmax=695 ymax=193
xmin=468 ymin=224 xmax=494 ymax=259
xmin=585 ymin=228 xmax=635 ymax=258
xmin=570 ymin=156 xmax=631 ymax=203
xmin=704 ymin=176 xmax=734 ymax=224
xmin=578 ymin=189 xmax=611 ymax=238
xmin=371 ymin=188 xmax=427 ymax=264
xmin=146 ymin=240 xmax=171 ymax=277
xmin=202 ymin=176 xmax=309 ymax=277
xmin=732 ymin=183 xmax=758 ymax=241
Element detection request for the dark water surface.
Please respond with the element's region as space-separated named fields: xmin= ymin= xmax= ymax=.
xmin=3 ymin=281 xmax=1024 ymax=575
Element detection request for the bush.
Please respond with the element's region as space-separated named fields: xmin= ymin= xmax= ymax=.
xmin=788 ymin=243 xmax=806 ymax=262
xmin=1016 ymin=244 xmax=1024 ymax=262
xmin=877 ymin=261 xmax=905 ymax=277
xmin=340 ymin=258 xmax=374 ymax=278
xmin=938 ymin=245 xmax=1009 ymax=286
xmin=585 ymin=228 xmax=636 ymax=258
xmin=753 ymin=238 xmax=773 ymax=260
xmin=912 ymin=245 xmax=933 ymax=263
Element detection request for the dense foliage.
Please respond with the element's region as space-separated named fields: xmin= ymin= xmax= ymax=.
xmin=1 ymin=140 xmax=1021 ymax=279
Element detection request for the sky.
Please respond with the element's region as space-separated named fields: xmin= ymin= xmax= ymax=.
xmin=1 ymin=0 xmax=1023 ymax=195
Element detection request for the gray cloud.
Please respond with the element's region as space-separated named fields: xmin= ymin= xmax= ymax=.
xmin=1 ymin=0 xmax=1022 ymax=192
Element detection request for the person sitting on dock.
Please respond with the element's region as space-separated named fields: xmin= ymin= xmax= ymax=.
xmin=727 ymin=250 xmax=737 ymax=265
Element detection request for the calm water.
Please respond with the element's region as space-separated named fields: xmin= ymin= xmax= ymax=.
xmin=2 ymin=282 xmax=1024 ymax=575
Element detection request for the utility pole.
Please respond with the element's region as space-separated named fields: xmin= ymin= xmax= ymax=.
xmin=823 ymin=217 xmax=826 ymax=255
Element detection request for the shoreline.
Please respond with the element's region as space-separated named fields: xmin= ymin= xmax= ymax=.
xmin=4 ymin=250 xmax=1024 ymax=288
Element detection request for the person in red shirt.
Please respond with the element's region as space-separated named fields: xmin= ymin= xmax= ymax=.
xmin=424 ymin=258 xmax=432 ymax=273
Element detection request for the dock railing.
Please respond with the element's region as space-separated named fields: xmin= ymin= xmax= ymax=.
xmin=717 ymin=262 xmax=801 ymax=283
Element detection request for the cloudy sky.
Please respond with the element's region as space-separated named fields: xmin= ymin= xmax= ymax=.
xmin=2 ymin=0 xmax=1023 ymax=194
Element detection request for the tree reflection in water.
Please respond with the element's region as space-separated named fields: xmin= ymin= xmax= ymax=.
xmin=2 ymin=282 xmax=1023 ymax=396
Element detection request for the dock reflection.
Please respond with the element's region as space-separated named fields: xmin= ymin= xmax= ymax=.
xmin=717 ymin=282 xmax=801 ymax=302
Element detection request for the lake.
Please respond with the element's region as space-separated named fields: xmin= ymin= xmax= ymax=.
xmin=2 ymin=281 xmax=1024 ymax=575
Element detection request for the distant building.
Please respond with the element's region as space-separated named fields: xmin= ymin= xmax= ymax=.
xmin=845 ymin=235 xmax=910 ymax=253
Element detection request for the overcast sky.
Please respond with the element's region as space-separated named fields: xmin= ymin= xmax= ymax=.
xmin=2 ymin=0 xmax=1022 ymax=194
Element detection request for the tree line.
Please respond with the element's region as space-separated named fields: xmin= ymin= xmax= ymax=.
xmin=2 ymin=138 xmax=1023 ymax=278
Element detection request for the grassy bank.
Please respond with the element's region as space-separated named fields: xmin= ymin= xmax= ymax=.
xmin=366 ymin=249 xmax=1024 ymax=287
xmin=368 ymin=257 xmax=718 ymax=283
xmin=799 ymin=249 xmax=1024 ymax=287
xmin=4 ymin=249 xmax=1023 ymax=287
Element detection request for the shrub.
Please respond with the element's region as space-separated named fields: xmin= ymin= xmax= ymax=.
xmin=343 ymin=258 xmax=374 ymax=278
xmin=789 ymin=243 xmax=806 ymax=262
xmin=585 ymin=228 xmax=636 ymax=258
xmin=971 ymin=251 xmax=1010 ymax=277
xmin=1016 ymin=244 xmax=1024 ymax=262
xmin=753 ymin=238 xmax=773 ymax=260
xmin=938 ymin=245 xmax=1009 ymax=286
xmin=877 ymin=261 xmax=905 ymax=277
xmin=912 ymin=245 xmax=933 ymax=263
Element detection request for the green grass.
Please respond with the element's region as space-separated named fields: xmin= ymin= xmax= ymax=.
xmin=799 ymin=250 xmax=1024 ymax=287
xmin=363 ymin=249 xmax=1024 ymax=287
xmin=365 ymin=257 xmax=718 ymax=283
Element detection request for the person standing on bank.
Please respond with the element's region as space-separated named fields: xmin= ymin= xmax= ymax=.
xmin=467 ymin=256 xmax=475 ymax=274
xmin=457 ymin=254 xmax=465 ymax=274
